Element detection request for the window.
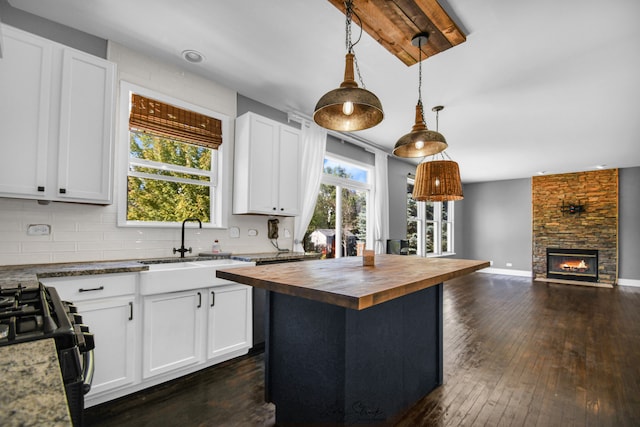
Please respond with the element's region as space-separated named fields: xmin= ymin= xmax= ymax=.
xmin=305 ymin=154 xmax=373 ymax=258
xmin=407 ymin=176 xmax=455 ymax=256
xmin=118 ymin=83 xmax=227 ymax=227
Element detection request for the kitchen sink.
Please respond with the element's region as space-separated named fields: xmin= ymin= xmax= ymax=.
xmin=139 ymin=259 xmax=254 ymax=295
xmin=144 ymin=262 xmax=199 ymax=271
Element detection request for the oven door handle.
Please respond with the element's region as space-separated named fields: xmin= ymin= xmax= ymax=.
xmin=82 ymin=349 xmax=95 ymax=394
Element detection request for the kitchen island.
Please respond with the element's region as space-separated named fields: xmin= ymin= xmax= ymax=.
xmin=217 ymin=255 xmax=489 ymax=425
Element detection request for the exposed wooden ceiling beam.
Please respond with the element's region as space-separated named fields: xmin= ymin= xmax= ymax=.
xmin=327 ymin=0 xmax=466 ymax=66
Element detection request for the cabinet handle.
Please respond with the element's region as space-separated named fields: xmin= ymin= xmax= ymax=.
xmin=78 ymin=286 xmax=104 ymax=293
xmin=129 ymin=302 xmax=133 ymax=321
xmin=37 ymin=186 xmax=45 ymax=192
xmin=59 ymin=188 xmax=67 ymax=194
xmin=197 ymin=292 xmax=202 ymax=308
xmin=210 ymin=291 xmax=215 ymax=307
xmin=272 ymin=207 xmax=277 ymax=211
xmin=280 ymin=208 xmax=284 ymax=211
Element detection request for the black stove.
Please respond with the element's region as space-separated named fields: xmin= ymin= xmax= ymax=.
xmin=0 ymin=282 xmax=95 ymax=426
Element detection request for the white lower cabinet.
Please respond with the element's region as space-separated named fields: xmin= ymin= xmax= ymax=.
xmin=73 ymin=296 xmax=137 ymax=395
xmin=41 ymin=265 xmax=252 ymax=406
xmin=207 ymin=284 xmax=252 ymax=360
xmin=39 ymin=273 xmax=138 ymax=401
xmin=142 ymin=290 xmax=205 ymax=378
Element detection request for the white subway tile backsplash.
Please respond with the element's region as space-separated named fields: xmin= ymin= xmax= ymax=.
xmin=22 ymin=241 xmax=76 ymax=253
xmin=52 ymin=250 xmax=104 ymax=264
xmin=53 ymin=231 xmax=104 ymax=242
xmin=0 ymin=253 xmax=53 ymax=265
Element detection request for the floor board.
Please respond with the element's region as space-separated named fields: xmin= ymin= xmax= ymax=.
xmin=85 ymin=273 xmax=640 ymax=426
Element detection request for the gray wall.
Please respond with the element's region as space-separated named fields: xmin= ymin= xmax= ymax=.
xmin=0 ymin=0 xmax=107 ymax=57
xmin=388 ymin=157 xmax=415 ymax=240
xmin=456 ymin=178 xmax=533 ymax=271
xmin=619 ymin=167 xmax=640 ymax=280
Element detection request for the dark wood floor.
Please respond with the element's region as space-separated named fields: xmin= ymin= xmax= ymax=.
xmin=85 ymin=274 xmax=640 ymax=426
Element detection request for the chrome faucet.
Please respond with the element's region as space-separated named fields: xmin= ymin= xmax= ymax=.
xmin=173 ymin=217 xmax=202 ymax=258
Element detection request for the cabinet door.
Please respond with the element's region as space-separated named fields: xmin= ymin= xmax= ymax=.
xmin=142 ymin=290 xmax=205 ymax=378
xmin=246 ymin=114 xmax=278 ymax=214
xmin=207 ymin=285 xmax=252 ymax=360
xmin=277 ymin=126 xmax=301 ymax=215
xmin=74 ymin=296 xmax=137 ymax=395
xmin=57 ymin=48 xmax=115 ymax=203
xmin=0 ymin=26 xmax=52 ymax=198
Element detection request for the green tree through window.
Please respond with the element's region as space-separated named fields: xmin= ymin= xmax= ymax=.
xmin=127 ymin=131 xmax=215 ymax=222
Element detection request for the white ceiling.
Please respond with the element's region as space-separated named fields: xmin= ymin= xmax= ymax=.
xmin=8 ymin=0 xmax=640 ymax=183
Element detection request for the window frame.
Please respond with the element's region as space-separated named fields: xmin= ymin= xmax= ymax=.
xmin=407 ymin=176 xmax=456 ymax=257
xmin=117 ymin=82 xmax=229 ymax=228
xmin=312 ymin=152 xmax=374 ymax=257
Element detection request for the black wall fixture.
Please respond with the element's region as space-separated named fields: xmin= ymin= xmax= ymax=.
xmin=560 ymin=200 xmax=586 ymax=215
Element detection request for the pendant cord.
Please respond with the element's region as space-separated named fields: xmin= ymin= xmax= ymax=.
xmin=418 ymin=38 xmax=424 ymax=123
xmin=344 ymin=1 xmax=366 ymax=88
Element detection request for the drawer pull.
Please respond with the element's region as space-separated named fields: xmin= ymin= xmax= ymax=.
xmin=78 ymin=286 xmax=105 ymax=293
xmin=211 ymin=291 xmax=215 ymax=307
xmin=129 ymin=302 xmax=133 ymax=321
xmin=197 ymin=292 xmax=202 ymax=308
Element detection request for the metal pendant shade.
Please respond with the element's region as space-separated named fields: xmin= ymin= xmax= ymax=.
xmin=314 ymin=53 xmax=384 ymax=132
xmin=393 ymin=103 xmax=447 ymax=157
xmin=393 ymin=33 xmax=447 ymax=158
xmin=413 ymin=160 xmax=463 ymax=202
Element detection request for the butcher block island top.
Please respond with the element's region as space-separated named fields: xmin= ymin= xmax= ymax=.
xmin=216 ymin=255 xmax=489 ymax=310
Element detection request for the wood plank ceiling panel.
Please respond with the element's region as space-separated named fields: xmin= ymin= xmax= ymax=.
xmin=327 ymin=0 xmax=466 ymax=66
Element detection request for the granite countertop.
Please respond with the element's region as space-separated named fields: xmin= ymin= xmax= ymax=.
xmin=0 ymin=260 xmax=150 ymax=289
xmin=225 ymin=252 xmax=322 ymax=263
xmin=0 ymin=339 xmax=72 ymax=426
xmin=0 ymin=252 xmax=321 ymax=288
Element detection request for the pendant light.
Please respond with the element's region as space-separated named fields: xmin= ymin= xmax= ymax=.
xmin=393 ymin=33 xmax=447 ymax=158
xmin=413 ymin=106 xmax=464 ymax=201
xmin=313 ymin=0 xmax=383 ymax=132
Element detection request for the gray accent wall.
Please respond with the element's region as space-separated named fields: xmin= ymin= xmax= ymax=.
xmin=619 ymin=167 xmax=640 ymax=280
xmin=456 ymin=178 xmax=533 ymax=271
xmin=0 ymin=0 xmax=107 ymax=57
xmin=388 ymin=157 xmax=415 ymax=240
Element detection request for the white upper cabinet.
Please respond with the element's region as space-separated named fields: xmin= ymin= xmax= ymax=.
xmin=0 ymin=25 xmax=116 ymax=204
xmin=233 ymin=112 xmax=301 ymax=216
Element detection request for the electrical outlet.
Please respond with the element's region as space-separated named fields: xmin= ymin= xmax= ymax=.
xmin=27 ymin=224 xmax=51 ymax=236
xmin=268 ymin=219 xmax=279 ymax=239
xmin=506 ymin=262 xmax=513 ymax=267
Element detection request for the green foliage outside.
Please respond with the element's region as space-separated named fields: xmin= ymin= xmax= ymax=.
xmin=127 ymin=132 xmax=213 ymax=222
xmin=305 ymin=165 xmax=367 ymax=257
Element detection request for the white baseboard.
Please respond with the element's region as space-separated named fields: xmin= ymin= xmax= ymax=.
xmin=617 ymin=278 xmax=640 ymax=287
xmin=478 ymin=267 xmax=532 ymax=277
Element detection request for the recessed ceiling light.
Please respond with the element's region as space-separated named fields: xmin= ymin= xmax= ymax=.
xmin=181 ymin=49 xmax=204 ymax=64
xmin=595 ymin=164 xmax=606 ymax=169
xmin=537 ymin=171 xmax=546 ymax=175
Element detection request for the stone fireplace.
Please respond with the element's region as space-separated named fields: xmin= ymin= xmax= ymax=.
xmin=532 ymin=169 xmax=618 ymax=285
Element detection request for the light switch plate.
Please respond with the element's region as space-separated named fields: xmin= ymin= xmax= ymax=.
xmin=27 ymin=224 xmax=51 ymax=236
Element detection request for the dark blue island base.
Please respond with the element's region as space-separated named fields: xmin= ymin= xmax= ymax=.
xmin=265 ymin=284 xmax=444 ymax=425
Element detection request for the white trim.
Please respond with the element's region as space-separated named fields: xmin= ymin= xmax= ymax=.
xmin=117 ymin=81 xmax=229 ymax=228
xmin=287 ymin=111 xmax=390 ymax=156
xmin=617 ymin=278 xmax=640 ymax=287
xmin=478 ymin=268 xmax=533 ymax=277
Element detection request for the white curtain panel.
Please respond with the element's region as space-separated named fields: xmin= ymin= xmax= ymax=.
xmin=373 ymin=151 xmax=390 ymax=254
xmin=293 ymin=122 xmax=327 ymax=252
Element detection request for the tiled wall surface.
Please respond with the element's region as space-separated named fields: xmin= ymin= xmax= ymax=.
xmin=532 ymin=169 xmax=618 ymax=284
xmin=0 ymin=197 xmax=293 ymax=266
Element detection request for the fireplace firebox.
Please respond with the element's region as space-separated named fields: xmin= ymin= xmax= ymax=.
xmin=546 ymin=248 xmax=598 ymax=282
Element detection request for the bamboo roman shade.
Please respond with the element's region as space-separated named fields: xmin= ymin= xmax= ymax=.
xmin=129 ymin=94 xmax=222 ymax=149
